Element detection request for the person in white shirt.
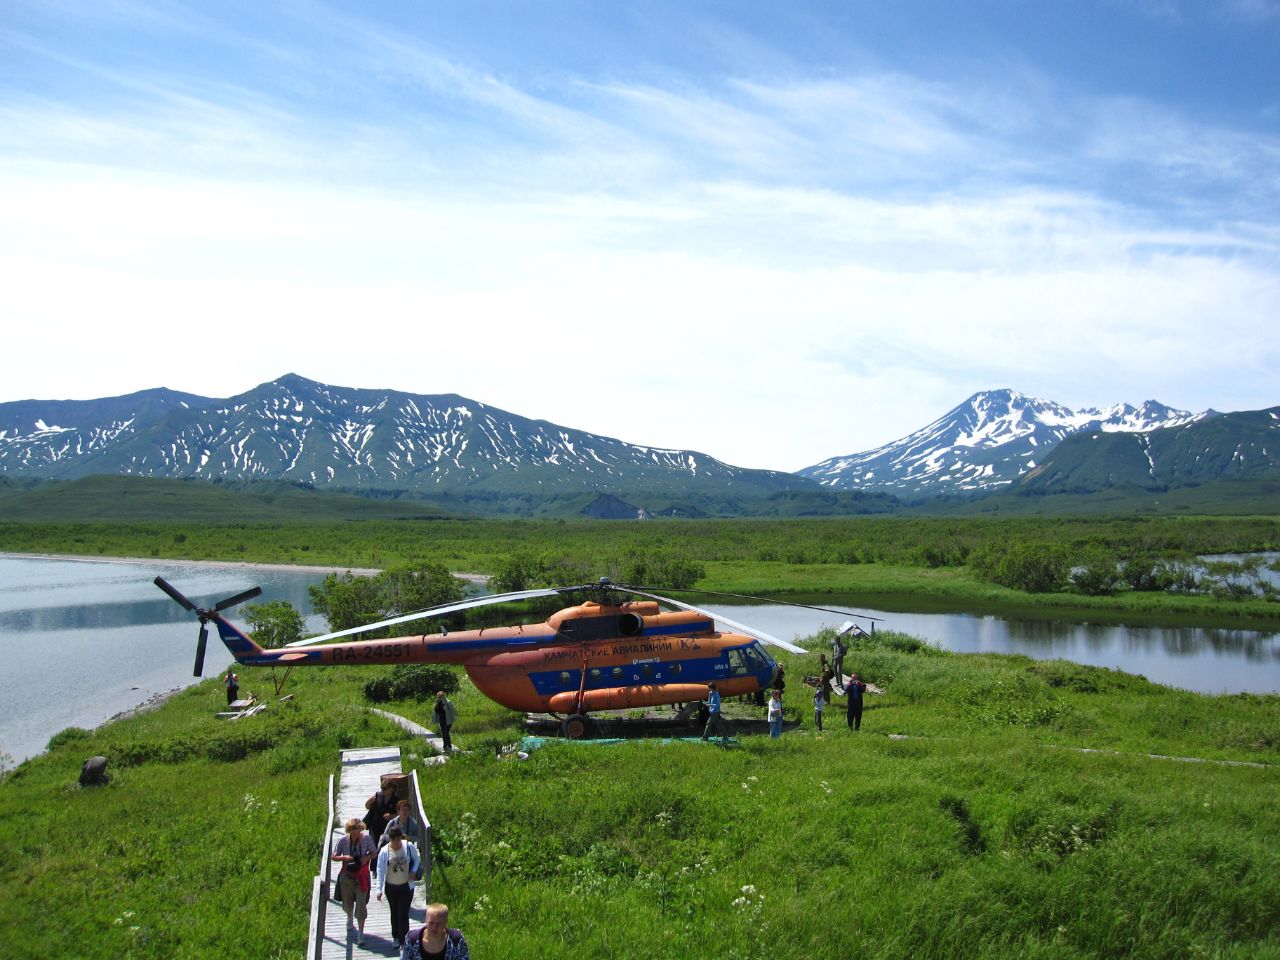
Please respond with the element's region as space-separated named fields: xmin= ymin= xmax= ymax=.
xmin=374 ymin=826 xmax=421 ymax=948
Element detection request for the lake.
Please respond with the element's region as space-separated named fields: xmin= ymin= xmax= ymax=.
xmin=0 ymin=555 xmax=330 ymax=764
xmin=1 ymin=555 xmax=1277 ymax=763
xmin=710 ymin=603 xmax=1280 ymax=697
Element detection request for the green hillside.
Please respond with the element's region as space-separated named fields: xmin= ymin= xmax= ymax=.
xmin=1020 ymin=407 xmax=1280 ymax=495
xmin=0 ymin=476 xmax=454 ymax=523
xmin=921 ymin=475 xmax=1280 ymax=517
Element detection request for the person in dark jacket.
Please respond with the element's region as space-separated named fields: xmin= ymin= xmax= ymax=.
xmin=433 ymin=691 xmax=457 ymax=752
xmin=846 ymin=673 xmax=867 ymax=731
xmin=365 ymin=779 xmax=400 ymax=869
xmin=225 ymin=669 xmax=239 ymax=706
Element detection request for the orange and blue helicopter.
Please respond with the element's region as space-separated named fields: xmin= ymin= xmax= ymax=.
xmin=154 ymin=576 xmax=879 ymax=738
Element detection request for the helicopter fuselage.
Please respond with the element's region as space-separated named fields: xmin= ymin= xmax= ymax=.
xmin=215 ymin=600 xmax=780 ymax=714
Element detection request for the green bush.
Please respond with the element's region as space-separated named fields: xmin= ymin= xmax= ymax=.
xmin=46 ymin=726 xmax=92 ymax=751
xmin=363 ymin=664 xmax=460 ymax=702
xmin=971 ymin=541 xmax=1069 ymax=593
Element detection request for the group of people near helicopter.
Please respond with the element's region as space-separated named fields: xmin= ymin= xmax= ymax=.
xmin=704 ymin=628 xmax=869 ymax=742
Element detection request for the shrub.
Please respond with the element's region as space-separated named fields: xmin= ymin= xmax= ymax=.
xmin=972 ymin=541 xmax=1069 ymax=593
xmin=244 ymin=599 xmax=305 ymax=648
xmin=1070 ymin=557 xmax=1121 ymax=596
xmin=363 ymin=664 xmax=459 ymax=702
xmin=46 ymin=726 xmax=92 ymax=751
xmin=1120 ymin=554 xmax=1162 ymax=591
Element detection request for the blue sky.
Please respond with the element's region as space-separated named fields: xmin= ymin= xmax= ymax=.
xmin=2 ymin=1 xmax=1278 ymax=469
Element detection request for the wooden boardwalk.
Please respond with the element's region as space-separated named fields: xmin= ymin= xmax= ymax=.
xmin=368 ymin=708 xmax=455 ymax=764
xmin=317 ymin=746 xmax=427 ymax=959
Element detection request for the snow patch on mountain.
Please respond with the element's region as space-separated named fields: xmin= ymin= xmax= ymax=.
xmin=799 ymin=389 xmax=1211 ymax=496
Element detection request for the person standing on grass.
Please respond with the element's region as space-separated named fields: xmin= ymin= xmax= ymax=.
xmin=832 ymin=631 xmax=849 ymax=686
xmin=333 ymin=817 xmax=375 ymax=946
xmin=768 ymin=688 xmax=784 ymax=738
xmin=401 ymin=903 xmax=470 ymax=960
xmin=700 ymin=681 xmax=730 ymax=744
xmin=224 ymin=669 xmax=239 ymax=706
xmin=375 ymin=826 xmax=421 ymax=949
xmin=433 ymin=690 xmax=457 ymax=752
xmin=813 ymin=683 xmax=826 ymax=732
xmin=846 ymin=672 xmax=867 ymax=731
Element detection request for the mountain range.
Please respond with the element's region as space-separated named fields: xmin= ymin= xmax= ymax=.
xmin=0 ymin=376 xmax=1274 ymax=516
xmin=798 ymin=389 xmax=1212 ymax=496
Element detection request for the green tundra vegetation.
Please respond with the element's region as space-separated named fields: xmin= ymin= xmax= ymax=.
xmin=2 ymin=513 xmax=1279 ymax=625
xmin=2 ymin=625 xmax=1277 ymax=959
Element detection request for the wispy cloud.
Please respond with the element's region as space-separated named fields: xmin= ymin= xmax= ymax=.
xmin=1 ymin=1 xmax=1278 ymax=466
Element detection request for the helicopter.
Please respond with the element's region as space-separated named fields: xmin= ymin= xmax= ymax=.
xmin=153 ymin=575 xmax=880 ymax=739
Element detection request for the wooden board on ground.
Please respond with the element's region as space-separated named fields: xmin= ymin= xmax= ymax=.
xmin=834 ymin=676 xmax=884 ymax=695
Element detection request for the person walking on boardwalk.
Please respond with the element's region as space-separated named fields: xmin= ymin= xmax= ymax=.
xmin=433 ymin=690 xmax=457 ymax=752
xmin=768 ymin=688 xmax=784 ymax=738
xmin=224 ymin=669 xmax=239 ymax=706
xmin=366 ymin=778 xmax=400 ymax=856
xmin=401 ymin=903 xmax=470 ymax=960
xmin=380 ymin=799 xmax=421 ymax=849
xmin=700 ymin=681 xmax=730 ymax=744
xmin=333 ymin=817 xmax=376 ymax=946
xmin=375 ymin=826 xmax=421 ymax=948
xmin=846 ymin=672 xmax=867 ymax=731
xmin=813 ymin=683 xmax=826 ymax=732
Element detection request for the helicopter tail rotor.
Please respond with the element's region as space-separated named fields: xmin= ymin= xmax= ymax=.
xmin=153 ymin=577 xmax=263 ymax=677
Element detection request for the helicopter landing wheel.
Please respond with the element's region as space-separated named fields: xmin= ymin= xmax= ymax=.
xmin=561 ymin=713 xmax=594 ymax=740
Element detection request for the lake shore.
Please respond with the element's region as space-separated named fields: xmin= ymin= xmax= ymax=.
xmin=0 ymin=551 xmax=489 ymax=583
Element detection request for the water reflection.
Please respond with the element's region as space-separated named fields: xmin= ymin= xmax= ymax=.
xmin=0 ymin=556 xmax=328 ymax=764
xmin=705 ymin=603 xmax=1280 ymax=696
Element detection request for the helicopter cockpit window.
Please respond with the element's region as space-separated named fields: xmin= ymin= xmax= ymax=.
xmin=728 ymin=649 xmax=750 ymax=676
xmin=743 ymin=646 xmax=770 ymax=670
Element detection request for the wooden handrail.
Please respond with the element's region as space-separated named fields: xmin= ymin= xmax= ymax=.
xmin=308 ymin=772 xmax=336 ymax=960
xmin=408 ymin=767 xmax=433 ymax=900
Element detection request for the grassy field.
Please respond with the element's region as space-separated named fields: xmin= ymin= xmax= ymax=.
xmin=3 ymin=628 xmax=1278 ymax=959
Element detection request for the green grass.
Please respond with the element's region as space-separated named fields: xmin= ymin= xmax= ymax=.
xmin=3 ymin=630 xmax=1278 ymax=959
xmin=0 ymin=475 xmax=453 ymax=523
xmin=3 ymin=515 xmax=1280 ymax=628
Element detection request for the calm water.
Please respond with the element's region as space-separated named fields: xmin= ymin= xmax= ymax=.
xmin=0 ymin=556 xmax=328 ymax=763
xmin=2 ymin=556 xmax=1277 ymax=763
xmin=708 ymin=603 xmax=1280 ymax=697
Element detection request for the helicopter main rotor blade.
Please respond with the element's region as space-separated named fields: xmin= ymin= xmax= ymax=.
xmin=215 ymin=586 xmax=262 ymax=612
xmin=153 ymin=575 xmax=197 ymax=612
xmin=193 ymin=622 xmax=209 ymax=677
xmin=615 ymin=586 xmax=808 ymax=654
xmin=286 ymin=587 xmax=567 ymax=647
xmin=655 ymin=587 xmax=884 ymax=622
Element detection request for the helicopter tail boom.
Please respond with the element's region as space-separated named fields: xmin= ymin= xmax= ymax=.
xmin=212 ymin=616 xmax=318 ymax=667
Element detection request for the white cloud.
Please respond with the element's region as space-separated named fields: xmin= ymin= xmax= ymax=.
xmin=2 ymin=5 xmax=1279 ymax=469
